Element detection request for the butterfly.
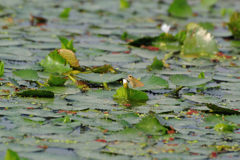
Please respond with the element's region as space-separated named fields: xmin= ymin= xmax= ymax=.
xmin=127 ymin=75 xmax=144 ymax=88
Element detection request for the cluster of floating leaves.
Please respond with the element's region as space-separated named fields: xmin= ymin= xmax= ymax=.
xmin=1 ymin=0 xmax=240 ymax=159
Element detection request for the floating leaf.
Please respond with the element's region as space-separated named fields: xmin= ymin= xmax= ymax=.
xmin=16 ymin=90 xmax=54 ymax=98
xmin=120 ymin=0 xmax=130 ymax=9
xmin=168 ymin=0 xmax=192 ymax=18
xmin=58 ymin=49 xmax=79 ymax=68
xmin=8 ymin=77 xmax=20 ymax=87
xmin=76 ymin=73 xmax=126 ymax=83
xmin=0 ymin=61 xmax=4 ymax=77
xmin=134 ymin=75 xmax=169 ymax=90
xmin=198 ymin=71 xmax=205 ymax=79
xmin=60 ymin=8 xmax=71 ymax=18
xmin=135 ymin=115 xmax=166 ymax=135
xmin=5 ymin=149 xmax=20 ymax=160
xmin=201 ymin=0 xmax=218 ymax=6
xmin=58 ymin=37 xmax=76 ymax=53
xmin=227 ymin=12 xmax=240 ymax=39
xmin=12 ymin=69 xmax=39 ymax=81
xmin=169 ymin=75 xmax=211 ymax=86
xmin=47 ymin=74 xmax=67 ymax=86
xmin=92 ymin=64 xmax=116 ymax=74
xmin=113 ymin=87 xmax=149 ymax=102
xmin=40 ymin=50 xmax=72 ymax=74
xmin=147 ymin=57 xmax=163 ymax=71
xmin=214 ymin=123 xmax=234 ymax=132
xmin=181 ymin=23 xmax=218 ymax=57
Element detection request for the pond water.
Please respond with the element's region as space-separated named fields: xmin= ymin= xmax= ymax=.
xmin=1 ymin=0 xmax=240 ymax=160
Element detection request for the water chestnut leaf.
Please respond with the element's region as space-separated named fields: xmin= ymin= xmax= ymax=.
xmin=77 ymin=73 xmax=126 ymax=83
xmin=214 ymin=123 xmax=234 ymax=132
xmin=147 ymin=57 xmax=163 ymax=71
xmin=113 ymin=86 xmax=149 ymax=102
xmin=58 ymin=37 xmax=76 ymax=53
xmin=59 ymin=8 xmax=71 ymax=18
xmin=168 ymin=0 xmax=192 ymax=18
xmin=169 ymin=75 xmax=211 ymax=87
xmin=181 ymin=23 xmax=218 ymax=58
xmin=120 ymin=0 xmax=130 ymax=9
xmin=135 ymin=115 xmax=166 ymax=135
xmin=0 ymin=61 xmax=4 ymax=77
xmin=5 ymin=149 xmax=20 ymax=160
xmin=47 ymin=74 xmax=67 ymax=86
xmin=134 ymin=75 xmax=169 ymax=90
xmin=227 ymin=12 xmax=240 ymax=39
xmin=12 ymin=69 xmax=39 ymax=81
xmin=16 ymin=90 xmax=54 ymax=98
xmin=40 ymin=50 xmax=72 ymax=74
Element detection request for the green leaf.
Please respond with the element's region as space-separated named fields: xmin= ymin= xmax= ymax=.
xmin=12 ymin=69 xmax=39 ymax=81
xmin=214 ymin=123 xmax=234 ymax=132
xmin=206 ymin=103 xmax=240 ymax=115
xmin=181 ymin=23 xmax=218 ymax=57
xmin=134 ymin=75 xmax=169 ymax=90
xmin=5 ymin=149 xmax=20 ymax=160
xmin=16 ymin=90 xmax=54 ymax=98
xmin=0 ymin=61 xmax=4 ymax=77
xmin=147 ymin=57 xmax=163 ymax=71
xmin=168 ymin=0 xmax=192 ymax=18
xmin=198 ymin=71 xmax=205 ymax=79
xmin=198 ymin=22 xmax=215 ymax=31
xmin=225 ymin=115 xmax=240 ymax=124
xmin=113 ymin=87 xmax=149 ymax=102
xmin=135 ymin=115 xmax=166 ymax=135
xmin=182 ymin=95 xmax=221 ymax=104
xmin=174 ymin=30 xmax=187 ymax=44
xmin=8 ymin=77 xmax=20 ymax=87
xmin=201 ymin=0 xmax=218 ymax=6
xmin=58 ymin=37 xmax=76 ymax=52
xmin=105 ymin=128 xmax=145 ymax=141
xmin=169 ymin=75 xmax=211 ymax=86
xmin=76 ymin=73 xmax=126 ymax=83
xmin=40 ymin=50 xmax=72 ymax=74
xmin=59 ymin=8 xmax=71 ymax=18
xmin=227 ymin=12 xmax=240 ymax=39
xmin=47 ymin=74 xmax=67 ymax=86
xmin=120 ymin=0 xmax=130 ymax=9
xmin=63 ymin=116 xmax=71 ymax=123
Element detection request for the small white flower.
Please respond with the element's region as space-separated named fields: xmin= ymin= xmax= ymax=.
xmin=123 ymin=79 xmax=128 ymax=84
xmin=161 ymin=24 xmax=171 ymax=33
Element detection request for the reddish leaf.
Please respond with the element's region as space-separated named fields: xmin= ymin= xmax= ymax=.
xmin=95 ymin=139 xmax=107 ymax=143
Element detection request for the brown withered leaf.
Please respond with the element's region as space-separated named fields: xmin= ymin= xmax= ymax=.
xmin=58 ymin=49 xmax=80 ymax=68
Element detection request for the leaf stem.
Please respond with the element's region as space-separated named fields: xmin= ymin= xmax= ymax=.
xmin=68 ymin=75 xmax=76 ymax=83
xmin=103 ymin=83 xmax=110 ymax=90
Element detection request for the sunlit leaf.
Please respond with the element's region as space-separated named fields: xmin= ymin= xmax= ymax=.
xmin=168 ymin=0 xmax=192 ymax=18
xmin=59 ymin=8 xmax=71 ymax=18
xmin=47 ymin=74 xmax=67 ymax=86
xmin=181 ymin=23 xmax=218 ymax=58
xmin=40 ymin=50 xmax=72 ymax=74
xmin=5 ymin=149 xmax=20 ymax=160
xmin=135 ymin=115 xmax=166 ymax=135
